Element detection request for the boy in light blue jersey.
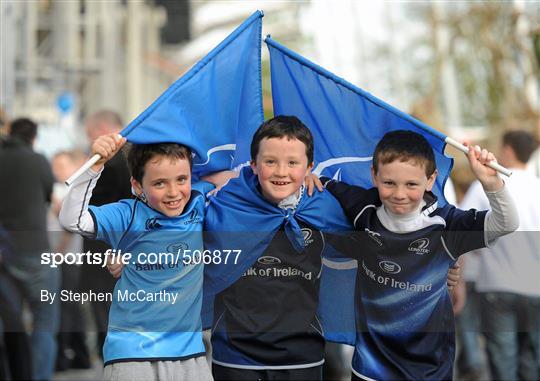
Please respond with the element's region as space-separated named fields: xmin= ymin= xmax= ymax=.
xmin=322 ymin=130 xmax=519 ymax=381
xmin=60 ymin=133 xmax=215 ymax=380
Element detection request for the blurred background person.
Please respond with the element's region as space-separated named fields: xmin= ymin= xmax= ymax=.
xmin=526 ymin=121 xmax=540 ymax=178
xmin=0 ymin=108 xmax=7 ymax=145
xmin=1 ymin=206 xmax=33 ymax=380
xmin=80 ymin=110 xmax=131 ymax=361
xmin=457 ymin=130 xmax=540 ymax=381
xmin=49 ymin=150 xmax=92 ymax=371
xmin=454 ymin=206 xmax=488 ymax=379
xmin=0 ymin=118 xmax=57 ymax=380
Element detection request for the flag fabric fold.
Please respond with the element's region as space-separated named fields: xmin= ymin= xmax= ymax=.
xmin=120 ymin=11 xmax=264 ymax=176
xmin=266 ymin=36 xmax=453 ymax=204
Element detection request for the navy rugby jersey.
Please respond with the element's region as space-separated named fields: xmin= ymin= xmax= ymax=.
xmin=89 ymin=186 xmax=209 ymax=365
xmin=324 ymin=179 xmax=488 ymax=381
xmin=211 ymin=221 xmax=327 ymax=369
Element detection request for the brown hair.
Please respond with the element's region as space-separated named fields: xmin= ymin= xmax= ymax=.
xmin=372 ymin=130 xmax=436 ymax=177
xmin=250 ymin=116 xmax=314 ymax=165
xmin=127 ymin=143 xmax=192 ymax=183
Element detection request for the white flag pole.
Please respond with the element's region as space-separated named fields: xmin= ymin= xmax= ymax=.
xmin=65 ymin=154 xmax=101 ymax=186
xmin=445 ymin=137 xmax=512 ymax=177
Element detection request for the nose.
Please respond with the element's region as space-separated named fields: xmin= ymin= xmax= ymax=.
xmin=274 ymin=163 xmax=287 ymax=177
xmin=166 ymin=183 xmax=179 ymax=197
xmin=393 ymin=186 xmax=406 ymax=200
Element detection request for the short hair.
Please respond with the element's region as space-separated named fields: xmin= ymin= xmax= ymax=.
xmin=250 ymin=115 xmax=314 ymax=164
xmin=127 ymin=143 xmax=193 ymax=183
xmin=86 ymin=110 xmax=123 ymax=127
xmin=9 ymin=118 xmax=37 ymax=145
xmin=502 ymin=130 xmax=538 ymax=164
xmin=373 ymin=130 xmax=436 ymax=177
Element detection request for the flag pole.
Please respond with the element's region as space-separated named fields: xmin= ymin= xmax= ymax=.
xmin=445 ymin=137 xmax=512 ymax=177
xmin=65 ymin=154 xmax=101 ymax=186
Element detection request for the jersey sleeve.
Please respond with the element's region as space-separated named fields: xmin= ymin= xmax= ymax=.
xmin=322 ymin=177 xmax=379 ymax=229
xmin=88 ymin=201 xmax=134 ymax=247
xmin=443 ymin=206 xmax=489 ymax=259
xmin=324 ymin=231 xmax=363 ymax=260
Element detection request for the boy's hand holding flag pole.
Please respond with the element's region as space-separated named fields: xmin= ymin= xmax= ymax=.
xmin=445 ymin=137 xmax=511 ymax=176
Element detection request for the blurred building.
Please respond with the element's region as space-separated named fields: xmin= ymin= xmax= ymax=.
xmin=1 ymin=0 xmax=305 ymax=156
xmin=2 ymin=1 xmax=536 ymax=158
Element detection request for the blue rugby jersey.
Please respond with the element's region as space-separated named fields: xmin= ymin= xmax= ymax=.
xmin=324 ymin=179 xmax=488 ymax=381
xmin=89 ymin=189 xmax=207 ymax=365
xmin=211 ymin=222 xmax=326 ymax=370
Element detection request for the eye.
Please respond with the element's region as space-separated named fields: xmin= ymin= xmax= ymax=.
xmin=265 ymin=159 xmax=275 ymax=165
xmin=288 ymin=160 xmax=299 ymax=166
xmin=407 ymin=183 xmax=419 ymax=188
xmin=177 ymin=177 xmax=187 ymax=185
xmin=153 ymin=181 xmax=164 ymax=188
xmin=383 ymin=181 xmax=394 ymax=186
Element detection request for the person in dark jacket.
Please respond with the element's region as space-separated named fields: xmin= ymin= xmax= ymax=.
xmin=0 ymin=117 xmax=57 ymax=380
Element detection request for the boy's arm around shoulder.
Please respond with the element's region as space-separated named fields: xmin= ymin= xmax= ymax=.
xmin=200 ymin=170 xmax=239 ymax=196
xmin=321 ymin=176 xmax=378 ymax=228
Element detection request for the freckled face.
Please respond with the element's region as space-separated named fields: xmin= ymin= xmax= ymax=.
xmin=371 ymin=160 xmax=437 ymax=215
xmin=131 ymin=155 xmax=191 ymax=217
xmin=250 ymin=137 xmax=313 ymax=204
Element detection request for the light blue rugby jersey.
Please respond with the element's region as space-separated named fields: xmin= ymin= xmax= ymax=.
xmin=89 ymin=183 xmax=212 ymax=365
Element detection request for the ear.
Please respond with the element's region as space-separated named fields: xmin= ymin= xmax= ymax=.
xmin=370 ymin=166 xmax=378 ymax=186
xmin=130 ymin=177 xmax=144 ymax=196
xmin=250 ymin=160 xmax=258 ymax=175
xmin=307 ymin=162 xmax=314 ymax=172
xmin=426 ymin=170 xmax=438 ymax=191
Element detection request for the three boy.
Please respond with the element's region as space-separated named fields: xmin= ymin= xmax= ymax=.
xmin=92 ymin=116 xmax=516 ymax=380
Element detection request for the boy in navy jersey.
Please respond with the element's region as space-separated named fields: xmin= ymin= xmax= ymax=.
xmin=60 ymin=134 xmax=215 ymax=380
xmin=322 ymin=130 xmax=519 ymax=381
xmin=206 ymin=116 xmax=335 ymax=380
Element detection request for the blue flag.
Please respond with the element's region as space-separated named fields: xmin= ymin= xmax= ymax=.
xmin=266 ymin=37 xmax=452 ymax=204
xmin=120 ymin=11 xmax=264 ymax=176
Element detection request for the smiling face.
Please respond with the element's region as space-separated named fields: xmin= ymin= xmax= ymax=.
xmin=371 ymin=159 xmax=437 ymax=215
xmin=250 ymin=137 xmax=313 ymax=204
xmin=131 ymin=155 xmax=191 ymax=217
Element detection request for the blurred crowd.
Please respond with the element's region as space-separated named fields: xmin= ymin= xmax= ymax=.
xmin=0 ymin=110 xmax=539 ymax=380
xmin=0 ymin=111 xmax=131 ymax=380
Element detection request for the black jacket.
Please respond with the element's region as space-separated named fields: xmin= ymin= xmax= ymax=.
xmin=0 ymin=137 xmax=54 ymax=256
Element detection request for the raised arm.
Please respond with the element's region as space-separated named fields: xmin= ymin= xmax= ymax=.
xmin=59 ymin=133 xmax=126 ymax=236
xmin=464 ymin=143 xmax=519 ymax=242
